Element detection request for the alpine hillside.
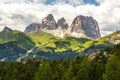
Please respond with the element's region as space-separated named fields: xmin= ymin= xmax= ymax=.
xmin=0 ymin=14 xmax=119 ymax=61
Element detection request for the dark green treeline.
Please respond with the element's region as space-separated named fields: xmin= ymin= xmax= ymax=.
xmin=0 ymin=44 xmax=120 ymax=80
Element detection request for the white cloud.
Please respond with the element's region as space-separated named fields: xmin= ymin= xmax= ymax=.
xmin=0 ymin=0 xmax=120 ymax=36
xmin=96 ymin=0 xmax=105 ymax=3
xmin=0 ymin=0 xmax=24 ymax=4
xmin=33 ymin=0 xmax=46 ymax=3
xmin=0 ymin=0 xmax=47 ymax=4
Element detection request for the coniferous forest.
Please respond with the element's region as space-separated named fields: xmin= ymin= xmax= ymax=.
xmin=0 ymin=44 xmax=120 ymax=80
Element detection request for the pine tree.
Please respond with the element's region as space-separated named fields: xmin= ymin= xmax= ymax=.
xmin=75 ymin=57 xmax=90 ymax=80
xmin=103 ymin=55 xmax=120 ymax=80
xmin=62 ymin=60 xmax=74 ymax=80
xmin=34 ymin=62 xmax=52 ymax=80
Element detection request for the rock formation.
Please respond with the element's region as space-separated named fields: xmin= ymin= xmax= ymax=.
xmin=42 ymin=14 xmax=58 ymax=30
xmin=57 ymin=17 xmax=68 ymax=31
xmin=24 ymin=14 xmax=101 ymax=38
xmin=70 ymin=15 xmax=100 ymax=38
xmin=24 ymin=22 xmax=41 ymax=33
xmin=2 ymin=26 xmax=12 ymax=33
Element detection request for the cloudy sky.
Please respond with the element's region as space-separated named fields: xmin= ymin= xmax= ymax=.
xmin=0 ymin=0 xmax=120 ymax=36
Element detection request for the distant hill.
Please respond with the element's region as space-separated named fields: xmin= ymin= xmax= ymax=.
xmin=0 ymin=27 xmax=35 ymax=61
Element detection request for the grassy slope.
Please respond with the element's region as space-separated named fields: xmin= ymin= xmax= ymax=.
xmin=28 ymin=32 xmax=91 ymax=52
xmin=28 ymin=32 xmax=58 ymax=47
xmin=63 ymin=36 xmax=91 ymax=51
xmin=0 ymin=30 xmax=119 ymax=61
xmin=0 ymin=30 xmax=35 ymax=50
xmin=98 ymin=31 xmax=120 ymax=42
xmin=0 ymin=30 xmax=35 ymax=61
xmin=28 ymin=31 xmax=115 ymax=53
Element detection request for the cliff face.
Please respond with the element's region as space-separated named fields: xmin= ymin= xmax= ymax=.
xmin=57 ymin=18 xmax=68 ymax=31
xmin=70 ymin=15 xmax=100 ymax=38
xmin=24 ymin=14 xmax=101 ymax=38
xmin=41 ymin=14 xmax=58 ymax=30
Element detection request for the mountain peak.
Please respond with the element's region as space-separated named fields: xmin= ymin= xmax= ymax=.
xmin=70 ymin=15 xmax=101 ymax=38
xmin=57 ymin=17 xmax=68 ymax=30
xmin=24 ymin=22 xmax=41 ymax=33
xmin=78 ymin=15 xmax=92 ymax=18
xmin=2 ymin=26 xmax=12 ymax=32
xmin=46 ymin=14 xmax=54 ymax=20
xmin=42 ymin=14 xmax=57 ymax=30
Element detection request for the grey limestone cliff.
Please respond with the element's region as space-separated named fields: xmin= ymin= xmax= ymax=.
xmin=70 ymin=15 xmax=100 ymax=38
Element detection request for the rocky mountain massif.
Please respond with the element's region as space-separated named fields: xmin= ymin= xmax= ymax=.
xmin=24 ymin=14 xmax=100 ymax=38
xmin=0 ymin=14 xmax=119 ymax=62
xmin=69 ymin=15 xmax=100 ymax=38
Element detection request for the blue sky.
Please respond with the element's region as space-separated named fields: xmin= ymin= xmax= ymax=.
xmin=0 ymin=0 xmax=120 ymax=36
xmin=0 ymin=0 xmax=99 ymax=5
xmin=83 ymin=0 xmax=99 ymax=5
xmin=45 ymin=0 xmax=99 ymax=5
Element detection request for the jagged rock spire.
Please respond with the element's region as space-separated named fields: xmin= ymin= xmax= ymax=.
xmin=57 ymin=17 xmax=68 ymax=30
xmin=42 ymin=14 xmax=58 ymax=30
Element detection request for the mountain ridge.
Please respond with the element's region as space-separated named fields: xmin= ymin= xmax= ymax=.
xmin=24 ymin=14 xmax=100 ymax=38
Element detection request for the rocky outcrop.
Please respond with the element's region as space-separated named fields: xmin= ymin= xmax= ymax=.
xmin=42 ymin=14 xmax=58 ymax=30
xmin=24 ymin=14 xmax=58 ymax=33
xmin=88 ymin=50 xmax=111 ymax=61
xmin=57 ymin=18 xmax=68 ymax=31
xmin=109 ymin=30 xmax=120 ymax=44
xmin=49 ymin=18 xmax=69 ymax=38
xmin=24 ymin=22 xmax=41 ymax=33
xmin=24 ymin=16 xmax=69 ymax=38
xmin=88 ymin=50 xmax=101 ymax=61
xmin=2 ymin=26 xmax=12 ymax=32
xmin=70 ymin=15 xmax=100 ymax=38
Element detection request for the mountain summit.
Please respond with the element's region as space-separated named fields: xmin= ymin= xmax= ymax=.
xmin=24 ymin=22 xmax=41 ymax=33
xmin=69 ymin=15 xmax=100 ymax=38
xmin=24 ymin=14 xmax=100 ymax=38
xmin=2 ymin=26 xmax=12 ymax=32
xmin=42 ymin=14 xmax=58 ymax=30
xmin=57 ymin=17 xmax=68 ymax=31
